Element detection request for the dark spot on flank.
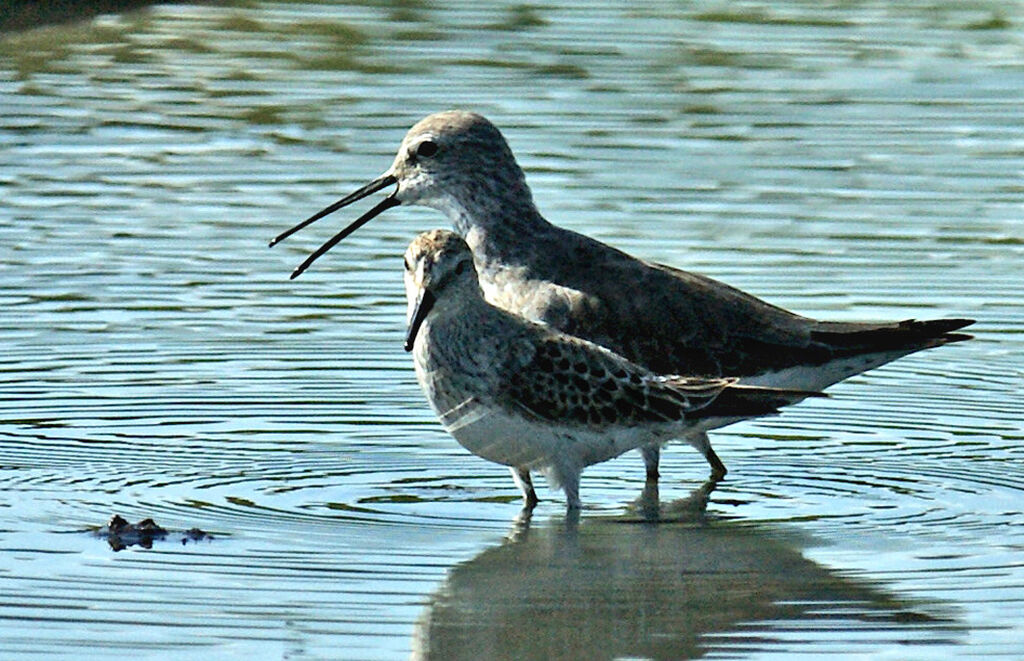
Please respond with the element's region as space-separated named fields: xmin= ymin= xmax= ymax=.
xmin=531 ymin=399 xmax=558 ymax=419
xmin=623 ymin=388 xmax=645 ymax=407
xmin=648 ymin=396 xmax=681 ymax=421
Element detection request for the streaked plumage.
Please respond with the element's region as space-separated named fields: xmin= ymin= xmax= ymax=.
xmin=403 ymin=230 xmax=820 ymax=509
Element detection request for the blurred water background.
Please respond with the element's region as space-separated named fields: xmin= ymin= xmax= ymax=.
xmin=1 ymin=1 xmax=1022 ymax=658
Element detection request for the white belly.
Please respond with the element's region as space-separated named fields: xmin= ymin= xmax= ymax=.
xmin=434 ymin=396 xmax=674 ymax=473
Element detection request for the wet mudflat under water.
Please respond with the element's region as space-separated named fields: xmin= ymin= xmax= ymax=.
xmin=1 ymin=1 xmax=1022 ymax=658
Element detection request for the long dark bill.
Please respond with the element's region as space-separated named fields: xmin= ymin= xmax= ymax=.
xmin=287 ymin=195 xmax=400 ymax=279
xmin=404 ymin=289 xmax=436 ymax=352
xmin=269 ymin=174 xmax=397 ymax=248
xmin=267 ymin=173 xmax=400 ymax=279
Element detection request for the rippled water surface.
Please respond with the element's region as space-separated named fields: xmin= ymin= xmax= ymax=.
xmin=1 ymin=1 xmax=1022 ymax=658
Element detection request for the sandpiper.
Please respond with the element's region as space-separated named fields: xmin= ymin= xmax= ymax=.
xmin=271 ymin=110 xmax=974 ymax=482
xmin=403 ymin=230 xmax=821 ymax=509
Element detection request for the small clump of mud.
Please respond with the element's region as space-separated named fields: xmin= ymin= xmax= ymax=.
xmin=97 ymin=515 xmax=213 ymax=551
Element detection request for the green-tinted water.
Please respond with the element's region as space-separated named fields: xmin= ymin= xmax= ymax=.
xmin=1 ymin=2 xmax=1021 ymax=658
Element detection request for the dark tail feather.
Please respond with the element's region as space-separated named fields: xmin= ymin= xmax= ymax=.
xmin=811 ymin=318 xmax=975 ymax=352
xmin=693 ymin=385 xmax=826 ymax=419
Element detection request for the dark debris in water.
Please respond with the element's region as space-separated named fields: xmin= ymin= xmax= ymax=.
xmin=97 ymin=515 xmax=213 ymax=552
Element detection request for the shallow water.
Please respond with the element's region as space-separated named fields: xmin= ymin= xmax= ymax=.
xmin=1 ymin=1 xmax=1022 ymax=658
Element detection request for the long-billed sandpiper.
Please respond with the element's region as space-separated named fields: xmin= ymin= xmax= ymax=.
xmin=403 ymin=230 xmax=822 ymax=509
xmin=271 ymin=110 xmax=974 ymax=482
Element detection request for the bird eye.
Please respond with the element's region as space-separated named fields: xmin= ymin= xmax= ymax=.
xmin=416 ymin=140 xmax=438 ymax=158
xmin=454 ymin=260 xmax=469 ymax=276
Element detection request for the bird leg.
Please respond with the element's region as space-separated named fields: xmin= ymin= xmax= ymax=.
xmin=689 ymin=431 xmax=727 ymax=481
xmin=640 ymin=443 xmax=661 ymax=480
xmin=510 ymin=467 xmax=539 ymax=509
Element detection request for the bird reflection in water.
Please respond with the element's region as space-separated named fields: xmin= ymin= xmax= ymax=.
xmin=413 ymin=483 xmax=960 ymax=660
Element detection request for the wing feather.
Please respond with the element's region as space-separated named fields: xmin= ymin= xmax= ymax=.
xmin=497 ymin=336 xmax=732 ymax=428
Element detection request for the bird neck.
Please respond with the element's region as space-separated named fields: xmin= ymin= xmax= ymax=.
xmin=429 ymin=277 xmax=488 ymax=321
xmin=447 ymin=184 xmax=551 ymax=267
xmin=417 ymin=280 xmax=505 ymax=375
